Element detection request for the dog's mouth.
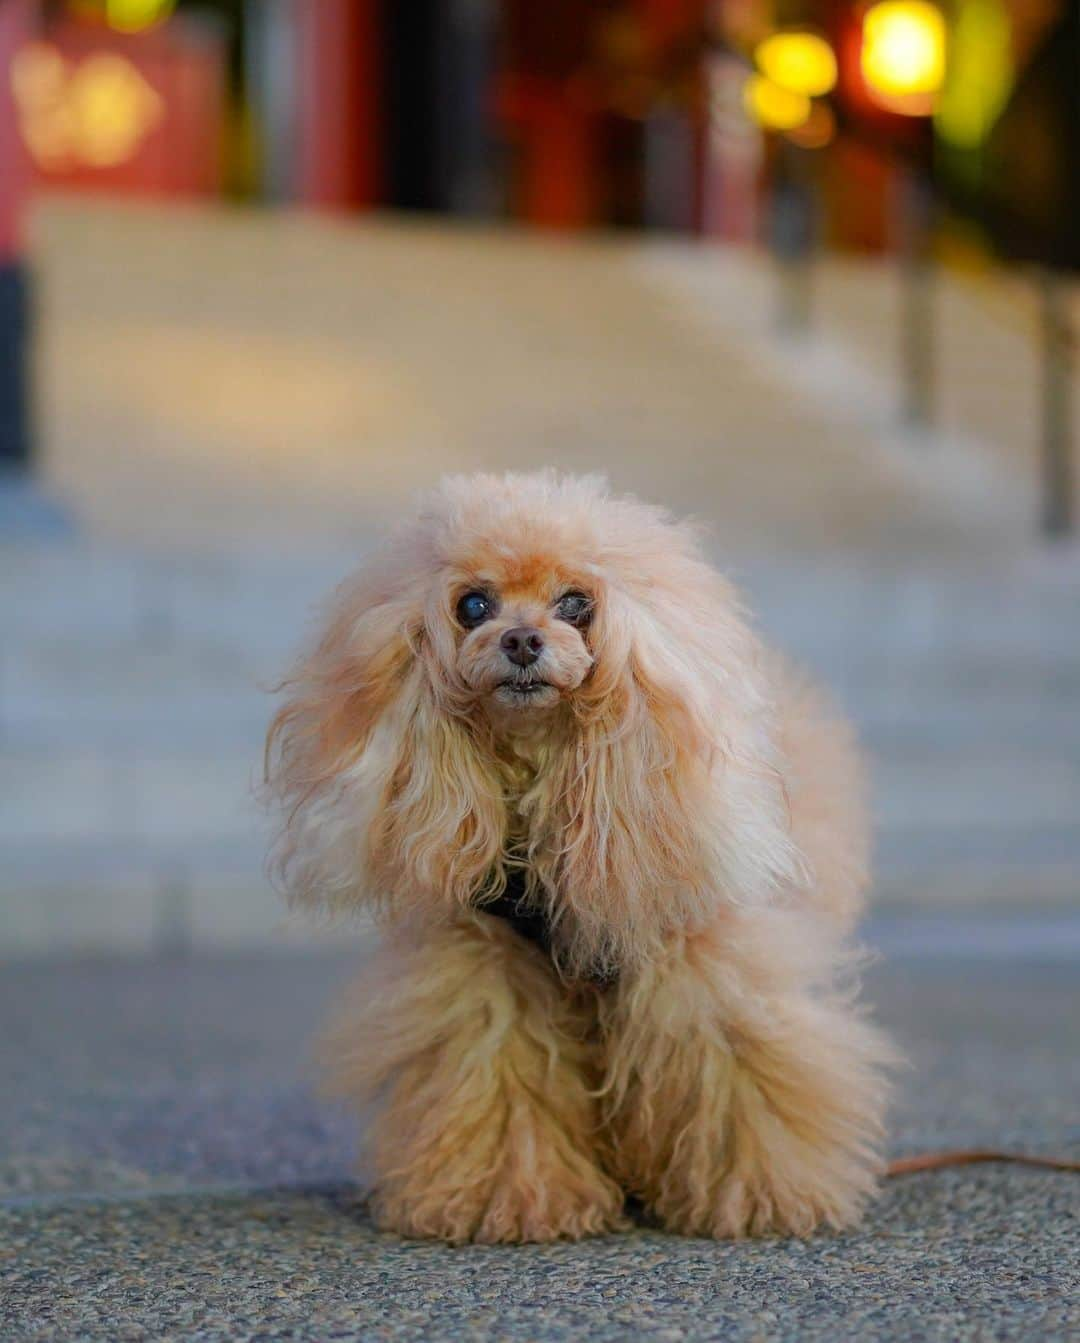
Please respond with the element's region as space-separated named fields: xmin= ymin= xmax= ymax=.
xmin=498 ymin=678 xmax=550 ymax=696
xmin=494 ymin=677 xmax=558 ymax=706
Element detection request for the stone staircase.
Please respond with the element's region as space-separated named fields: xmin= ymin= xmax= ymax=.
xmin=4 ymin=535 xmax=1077 ymax=956
xmin=741 ymin=555 xmax=1080 ymax=906
xmin=1 ymin=541 xmax=342 ymax=954
xmin=5 ymin=203 xmax=1077 ymax=954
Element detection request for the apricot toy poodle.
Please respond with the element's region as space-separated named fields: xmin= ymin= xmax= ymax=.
xmin=265 ymin=471 xmax=893 ymax=1244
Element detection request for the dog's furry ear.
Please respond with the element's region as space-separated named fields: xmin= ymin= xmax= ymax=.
xmin=536 ymin=538 xmax=803 ymax=977
xmin=264 ymin=551 xmax=503 ymax=921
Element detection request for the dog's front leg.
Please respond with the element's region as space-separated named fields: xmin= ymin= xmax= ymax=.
xmin=601 ymin=917 xmax=892 ymax=1237
xmin=323 ymin=919 xmax=626 ymax=1244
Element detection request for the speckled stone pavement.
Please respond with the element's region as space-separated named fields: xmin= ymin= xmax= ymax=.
xmin=4 ymin=1170 xmax=1077 ymax=1343
xmin=2 ymin=919 xmax=1078 ymax=1341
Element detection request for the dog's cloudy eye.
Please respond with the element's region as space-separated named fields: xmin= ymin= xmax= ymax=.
xmin=556 ymin=591 xmax=592 ymax=625
xmin=456 ymin=590 xmax=495 ymax=629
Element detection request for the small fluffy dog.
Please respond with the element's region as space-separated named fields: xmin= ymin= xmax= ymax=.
xmin=265 ymin=471 xmax=892 ymax=1244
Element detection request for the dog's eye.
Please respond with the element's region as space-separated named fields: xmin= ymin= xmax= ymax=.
xmin=456 ymin=590 xmax=495 ymax=629
xmin=556 ymin=591 xmax=592 ymax=626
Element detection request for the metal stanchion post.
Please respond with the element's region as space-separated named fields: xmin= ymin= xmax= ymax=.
xmin=0 ymin=260 xmax=30 ymax=473
xmin=1039 ymin=268 xmax=1074 ymax=537
xmin=899 ymin=168 xmax=934 ymax=430
xmin=771 ymin=144 xmax=815 ymax=338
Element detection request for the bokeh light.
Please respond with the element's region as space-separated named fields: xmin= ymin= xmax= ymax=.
xmin=69 ymin=0 xmax=178 ymax=34
xmin=784 ymin=100 xmax=836 ymax=149
xmin=755 ymin=31 xmax=838 ymax=98
xmin=935 ymin=0 xmax=1012 ymax=149
xmin=742 ymin=74 xmax=812 ymax=131
xmin=11 ymin=42 xmax=162 ymax=170
xmin=860 ymin=1 xmax=947 ymax=114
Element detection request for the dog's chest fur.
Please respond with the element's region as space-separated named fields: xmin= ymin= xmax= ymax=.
xmin=479 ymin=737 xmax=614 ymax=988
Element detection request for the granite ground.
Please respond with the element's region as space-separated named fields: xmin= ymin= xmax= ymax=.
xmin=2 ymin=920 xmax=1077 ymax=1342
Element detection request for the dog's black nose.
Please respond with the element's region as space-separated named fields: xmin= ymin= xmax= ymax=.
xmin=500 ymin=626 xmax=544 ymax=667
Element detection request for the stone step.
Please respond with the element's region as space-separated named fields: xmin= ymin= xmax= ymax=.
xmin=0 ymin=867 xmax=320 ymax=959
xmin=6 ymin=541 xmax=1080 ymax=639
xmin=8 ymin=807 xmax=1075 ymax=874
xmin=8 ymin=622 xmax=1078 ymax=681
xmin=2 ymin=733 xmax=1075 ymax=831
xmin=0 ymin=751 xmax=264 ymax=847
xmin=870 ymin=754 xmax=1080 ymax=830
xmin=5 ymin=534 xmax=1078 ymax=956
xmin=7 ymin=607 xmax=1080 ymax=699
xmin=9 ymin=631 xmax=1080 ymax=684
xmin=5 ymin=704 xmax=1079 ymax=757
xmin=3 ymin=766 xmax=1074 ymax=919
xmin=2 ymin=826 xmax=1075 ymax=958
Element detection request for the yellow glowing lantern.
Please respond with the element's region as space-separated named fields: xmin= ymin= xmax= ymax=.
xmin=68 ymin=0 xmax=177 ymax=34
xmin=105 ymin=0 xmax=176 ymax=33
xmin=861 ymin=1 xmax=946 ymax=114
xmin=743 ymin=75 xmax=811 ymax=132
xmin=755 ymin=31 xmax=838 ymax=98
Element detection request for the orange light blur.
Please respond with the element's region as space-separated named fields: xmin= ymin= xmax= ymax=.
xmin=785 ymin=101 xmax=836 ymax=149
xmin=11 ymin=41 xmax=162 ymax=169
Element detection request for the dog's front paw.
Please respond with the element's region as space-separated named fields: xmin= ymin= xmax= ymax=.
xmin=373 ymin=1166 xmax=627 ymax=1245
xmin=473 ymin=1171 xmax=628 ymax=1244
xmin=656 ymin=1144 xmax=880 ymax=1239
xmin=706 ymin=1168 xmax=874 ymax=1238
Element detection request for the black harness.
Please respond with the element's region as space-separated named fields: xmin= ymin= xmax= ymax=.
xmin=476 ymin=866 xmax=555 ymax=958
xmin=476 ymin=866 xmax=616 ymax=989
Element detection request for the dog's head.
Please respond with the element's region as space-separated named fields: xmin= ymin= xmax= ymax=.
xmin=266 ymin=472 xmax=800 ymax=972
xmin=417 ymin=478 xmax=601 ymax=724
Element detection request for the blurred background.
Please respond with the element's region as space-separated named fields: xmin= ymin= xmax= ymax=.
xmin=0 ymin=0 xmax=1078 ymax=1219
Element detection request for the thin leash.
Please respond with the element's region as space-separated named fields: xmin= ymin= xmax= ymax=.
xmin=886 ymin=1149 xmax=1079 ymax=1176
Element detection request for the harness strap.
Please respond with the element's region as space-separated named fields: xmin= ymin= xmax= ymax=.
xmin=475 ymin=867 xmax=555 ymax=960
xmin=474 ymin=866 xmax=616 ymax=988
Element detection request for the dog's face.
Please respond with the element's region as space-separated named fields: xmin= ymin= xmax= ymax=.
xmin=447 ymin=568 xmax=596 ymax=720
xmin=413 ymin=479 xmax=623 ymax=730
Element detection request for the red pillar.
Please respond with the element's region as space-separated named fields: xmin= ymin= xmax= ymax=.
xmin=294 ymin=0 xmax=380 ymax=210
xmin=520 ymin=91 xmax=597 ymax=230
xmin=0 ymin=0 xmax=33 ymax=265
